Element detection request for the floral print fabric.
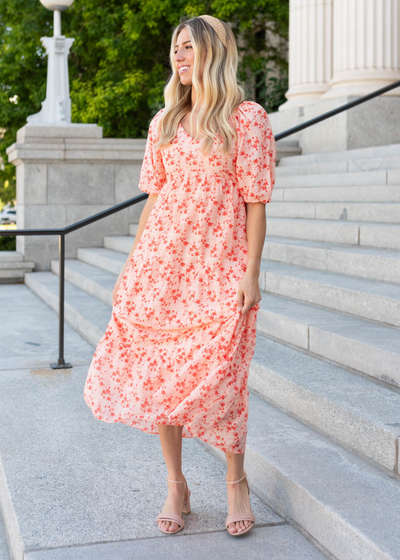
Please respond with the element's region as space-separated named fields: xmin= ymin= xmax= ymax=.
xmin=83 ymin=101 xmax=276 ymax=453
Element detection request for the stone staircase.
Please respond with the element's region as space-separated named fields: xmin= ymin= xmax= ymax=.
xmin=0 ymin=251 xmax=34 ymax=283
xmin=24 ymin=142 xmax=400 ymax=560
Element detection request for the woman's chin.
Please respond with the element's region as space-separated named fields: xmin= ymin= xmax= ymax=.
xmin=179 ymin=75 xmax=192 ymax=86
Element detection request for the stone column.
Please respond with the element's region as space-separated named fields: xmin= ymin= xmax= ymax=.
xmin=280 ymin=0 xmax=334 ymax=111
xmin=321 ymin=0 xmax=400 ymax=99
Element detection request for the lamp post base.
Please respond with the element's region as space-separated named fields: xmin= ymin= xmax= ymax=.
xmin=26 ymin=35 xmax=75 ymax=126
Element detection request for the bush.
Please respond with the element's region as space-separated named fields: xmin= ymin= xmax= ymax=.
xmin=0 ymin=235 xmax=16 ymax=251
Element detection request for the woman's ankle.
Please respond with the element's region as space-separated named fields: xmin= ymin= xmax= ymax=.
xmin=226 ymin=472 xmax=245 ymax=483
xmin=167 ymin=473 xmax=186 ymax=482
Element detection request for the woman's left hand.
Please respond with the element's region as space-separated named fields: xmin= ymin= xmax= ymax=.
xmin=236 ymin=269 xmax=262 ymax=315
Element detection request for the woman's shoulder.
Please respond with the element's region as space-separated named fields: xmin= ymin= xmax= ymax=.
xmin=150 ymin=107 xmax=166 ymax=126
xmin=147 ymin=107 xmax=166 ymax=139
xmin=234 ymin=100 xmax=269 ymax=125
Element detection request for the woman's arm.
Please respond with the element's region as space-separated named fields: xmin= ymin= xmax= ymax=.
xmin=236 ymin=202 xmax=266 ymax=315
xmin=112 ymin=193 xmax=159 ymax=305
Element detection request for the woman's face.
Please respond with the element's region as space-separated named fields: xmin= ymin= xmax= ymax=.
xmin=174 ymin=27 xmax=195 ymax=86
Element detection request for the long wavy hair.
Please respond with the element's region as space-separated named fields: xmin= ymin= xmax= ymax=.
xmin=154 ymin=15 xmax=247 ymax=156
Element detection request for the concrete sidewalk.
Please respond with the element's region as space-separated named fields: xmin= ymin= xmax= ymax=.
xmin=0 ymin=284 xmax=328 ymax=560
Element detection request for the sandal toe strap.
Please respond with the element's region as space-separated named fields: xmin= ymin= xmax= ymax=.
xmin=156 ymin=513 xmax=185 ymax=528
xmin=226 ymin=513 xmax=255 ymax=527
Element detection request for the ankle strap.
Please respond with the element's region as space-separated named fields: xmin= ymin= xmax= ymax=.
xmin=166 ymin=477 xmax=186 ymax=484
xmin=226 ymin=472 xmax=247 ymax=484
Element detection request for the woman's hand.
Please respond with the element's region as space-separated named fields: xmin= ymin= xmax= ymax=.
xmin=236 ymin=266 xmax=262 ymax=315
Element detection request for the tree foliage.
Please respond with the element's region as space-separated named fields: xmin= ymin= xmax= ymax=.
xmin=0 ymin=0 xmax=288 ymax=208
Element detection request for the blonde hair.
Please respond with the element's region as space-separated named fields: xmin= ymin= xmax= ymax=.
xmin=154 ymin=15 xmax=247 ymax=156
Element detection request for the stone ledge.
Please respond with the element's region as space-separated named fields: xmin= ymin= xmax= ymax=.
xmin=16 ymin=124 xmax=102 ymax=142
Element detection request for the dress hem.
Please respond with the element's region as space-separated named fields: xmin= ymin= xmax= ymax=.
xmin=84 ymin=401 xmax=247 ymax=454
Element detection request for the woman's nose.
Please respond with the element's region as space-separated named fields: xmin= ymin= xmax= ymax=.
xmin=175 ymin=48 xmax=185 ymax=61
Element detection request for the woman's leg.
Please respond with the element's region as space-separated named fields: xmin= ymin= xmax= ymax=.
xmin=157 ymin=424 xmax=187 ymax=532
xmin=225 ymin=451 xmax=253 ymax=534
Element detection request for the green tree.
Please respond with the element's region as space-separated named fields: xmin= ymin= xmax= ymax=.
xmin=0 ymin=0 xmax=288 ymax=209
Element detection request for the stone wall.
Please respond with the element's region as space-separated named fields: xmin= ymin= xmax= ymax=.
xmin=6 ymin=124 xmax=147 ymax=271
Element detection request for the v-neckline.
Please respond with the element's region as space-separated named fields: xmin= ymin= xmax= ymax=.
xmin=179 ymin=121 xmax=202 ymax=142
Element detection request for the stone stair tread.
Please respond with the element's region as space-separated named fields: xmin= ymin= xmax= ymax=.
xmin=0 ymin=261 xmax=35 ymax=269
xmin=264 ymin=235 xmax=400 ymax=259
xmin=275 ymin=169 xmax=388 ymax=187
xmin=22 ymin=526 xmax=327 ymax=560
xmin=103 ymin=235 xmax=133 ymax=243
xmin=268 ymin=201 xmax=400 ymax=208
xmin=265 ymin=217 xmax=400 ymax=250
xmin=0 ymin=251 xmax=24 ymax=262
xmin=78 ymin=246 xmax=127 ymax=263
xmin=251 ymin=335 xmax=400 ymax=469
xmin=258 ymin=293 xmax=400 ymax=355
xmin=278 ymin=142 xmax=400 ymax=166
xmin=103 ymin=236 xmax=133 ymax=254
xmin=52 ymin=258 xmax=117 ymax=291
xmin=266 ymin=201 xmax=400 ymax=224
xmin=276 ymin=156 xmax=400 ymax=177
xmin=77 ymin=246 xmax=127 ymax=275
xmin=25 ymin=272 xmax=111 ymax=336
xmin=260 ymin=259 xmax=400 ymax=301
xmin=267 ymin=216 xmax=400 ymax=229
xmin=244 ymin=392 xmax=400 ymax=560
xmin=277 ymin=184 xmax=400 ymax=200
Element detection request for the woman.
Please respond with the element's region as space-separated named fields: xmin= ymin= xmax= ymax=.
xmin=83 ymin=14 xmax=276 ymax=537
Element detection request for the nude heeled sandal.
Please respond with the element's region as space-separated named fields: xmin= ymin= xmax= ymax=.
xmin=225 ymin=472 xmax=256 ymax=536
xmin=156 ymin=477 xmax=191 ymax=535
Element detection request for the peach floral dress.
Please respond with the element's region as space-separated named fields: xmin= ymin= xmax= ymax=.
xmin=83 ymin=101 xmax=276 ymax=453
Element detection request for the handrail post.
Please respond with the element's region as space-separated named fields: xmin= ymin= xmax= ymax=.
xmin=51 ymin=233 xmax=72 ymax=369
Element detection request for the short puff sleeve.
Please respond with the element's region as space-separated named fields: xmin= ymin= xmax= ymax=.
xmin=138 ymin=109 xmax=166 ymax=195
xmin=235 ymin=103 xmax=276 ymax=203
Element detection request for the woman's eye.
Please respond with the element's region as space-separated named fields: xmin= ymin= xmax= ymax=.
xmin=174 ymin=46 xmax=192 ymax=54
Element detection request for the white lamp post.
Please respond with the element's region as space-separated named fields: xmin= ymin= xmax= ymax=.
xmin=26 ymin=0 xmax=76 ymax=125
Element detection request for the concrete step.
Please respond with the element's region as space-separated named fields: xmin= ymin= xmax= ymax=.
xmin=259 ymin=260 xmax=400 ymax=327
xmin=103 ymin=235 xmax=133 ymax=254
xmin=77 ymin=246 xmax=126 ymax=275
xmin=278 ymin=142 xmax=400 ymax=167
xmin=263 ymin=236 xmax=400 ymax=284
xmin=266 ymin=201 xmax=400 ymax=222
xmin=249 ymin=335 xmax=400 ymax=473
xmin=275 ymin=169 xmax=393 ymax=188
xmin=24 ymin=272 xmax=111 ymax=346
xmin=0 ymin=251 xmax=34 ymax=283
xmin=257 ymin=293 xmax=400 ymax=389
xmin=201 ymin=390 xmax=400 ymax=560
xmin=266 ymin=217 xmax=400 ymax=250
xmin=275 ymin=139 xmax=302 ymax=163
xmin=275 ymin=185 xmax=400 ymax=202
xmin=51 ymin=259 xmax=116 ymax=307
xmin=276 ymin=154 xmax=400 ymax=177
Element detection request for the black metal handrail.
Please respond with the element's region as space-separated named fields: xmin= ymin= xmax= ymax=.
xmin=2 ymin=77 xmax=400 ymax=368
